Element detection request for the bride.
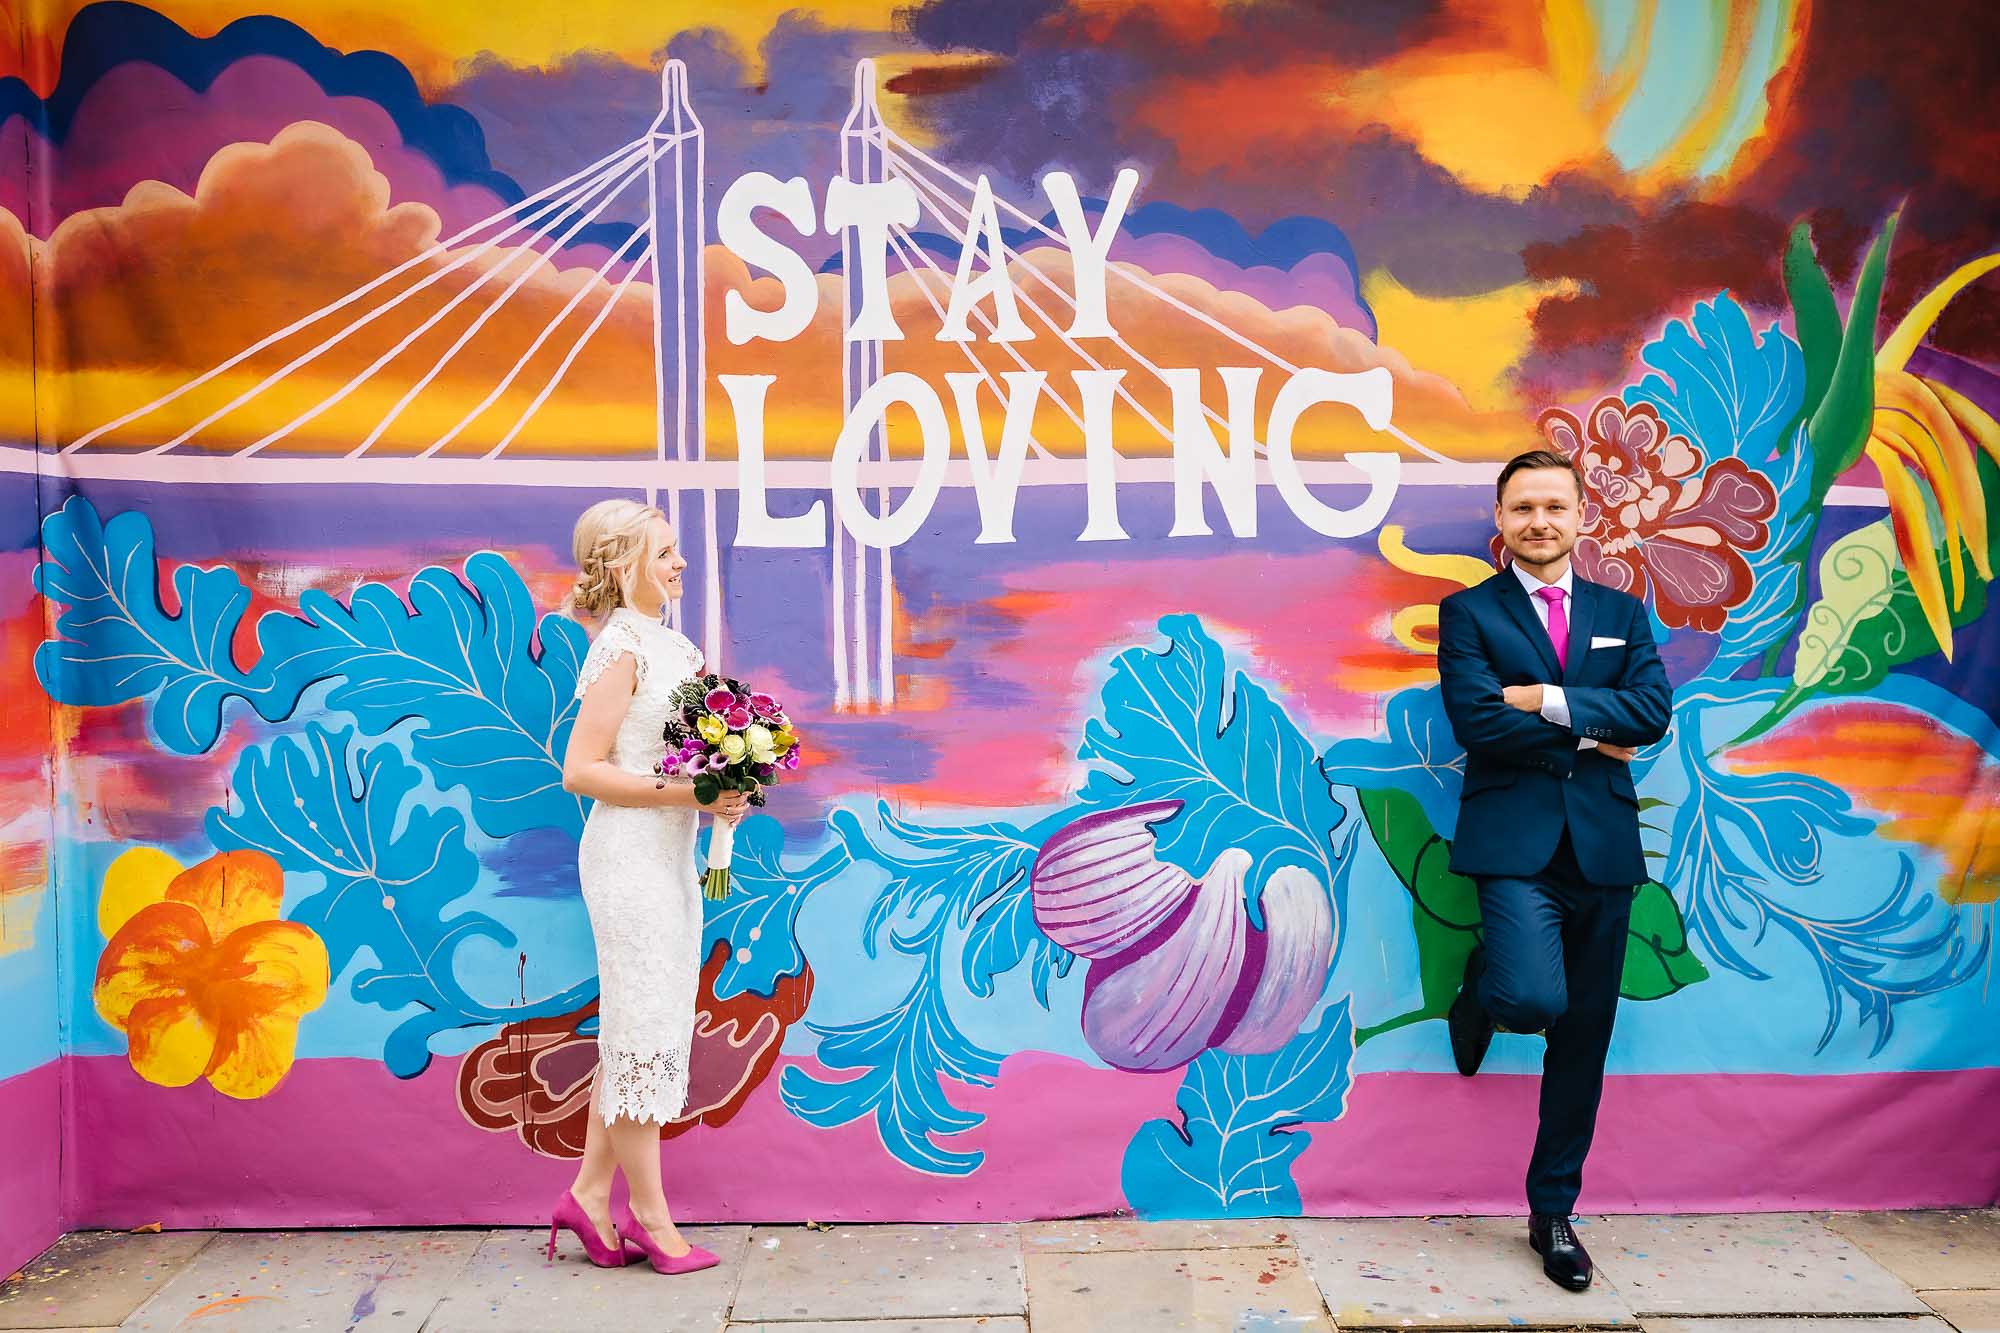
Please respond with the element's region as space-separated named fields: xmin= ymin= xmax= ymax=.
xmin=547 ymin=499 xmax=747 ymax=1275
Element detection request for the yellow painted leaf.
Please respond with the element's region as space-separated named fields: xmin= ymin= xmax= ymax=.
xmin=1870 ymin=417 xmax=1965 ymax=607
xmin=1867 ymin=441 xmax=1954 ymax=659
xmin=1928 ymin=378 xmax=2000 ymax=470
xmin=1877 ymin=252 xmax=2000 ymax=373
xmin=1879 ymin=371 xmax=1991 ymax=580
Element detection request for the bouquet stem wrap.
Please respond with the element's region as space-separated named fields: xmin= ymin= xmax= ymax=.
xmin=703 ymin=816 xmax=735 ymax=901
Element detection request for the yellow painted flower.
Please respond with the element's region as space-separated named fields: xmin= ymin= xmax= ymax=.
xmin=697 ymin=714 xmax=727 ymax=744
xmin=719 ymin=734 xmax=748 ymax=762
xmin=94 ymin=848 xmax=329 ymax=1100
xmin=772 ymin=727 xmax=798 ymax=752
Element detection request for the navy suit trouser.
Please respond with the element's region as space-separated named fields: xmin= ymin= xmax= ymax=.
xmin=1474 ymin=830 xmax=1634 ymax=1216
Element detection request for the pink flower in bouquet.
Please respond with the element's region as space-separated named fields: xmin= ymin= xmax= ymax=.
xmin=704 ymin=687 xmax=736 ymax=712
xmin=781 ymin=747 xmax=802 ymax=771
xmin=750 ymin=693 xmax=779 ymax=718
xmin=725 ymin=705 xmax=753 ymax=729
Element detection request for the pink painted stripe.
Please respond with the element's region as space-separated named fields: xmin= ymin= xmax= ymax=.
xmin=61 ymin=1054 xmax=2000 ymax=1229
xmin=0 ymin=1063 xmax=63 ymax=1275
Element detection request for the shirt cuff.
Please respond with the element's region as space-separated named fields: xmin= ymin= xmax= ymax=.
xmin=1540 ymin=683 xmax=1572 ymax=729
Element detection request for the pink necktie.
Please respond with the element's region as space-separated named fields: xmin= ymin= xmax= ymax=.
xmin=1536 ymin=586 xmax=1569 ymax=669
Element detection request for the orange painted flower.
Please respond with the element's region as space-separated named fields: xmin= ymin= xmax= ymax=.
xmin=94 ymin=848 xmax=329 ymax=1099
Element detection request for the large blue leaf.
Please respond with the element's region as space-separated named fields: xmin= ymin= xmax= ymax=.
xmin=1318 ymin=685 xmax=1464 ymax=838
xmin=776 ymin=804 xmax=1061 ymax=1174
xmin=1665 ymin=693 xmax=1986 ymax=1053
xmin=33 ymin=495 xmax=309 ymax=752
xmin=1076 ymin=614 xmax=1349 ymax=921
xmin=779 ymin=934 xmax=1004 ymax=1176
xmin=206 ymin=722 xmax=593 ymax=1076
xmin=699 ymin=814 xmax=846 ymax=1001
xmin=256 ymin=554 xmax=590 ymax=839
xmin=34 ymin=498 xmax=592 ymax=839
xmin=1121 ymin=998 xmax=1354 ymax=1218
xmin=1631 ymin=293 xmax=1803 ymax=471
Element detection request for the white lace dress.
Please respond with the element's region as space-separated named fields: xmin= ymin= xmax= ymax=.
xmin=574 ymin=607 xmax=705 ymax=1125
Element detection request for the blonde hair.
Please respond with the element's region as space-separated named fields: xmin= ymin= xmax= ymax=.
xmin=568 ymin=499 xmax=666 ymax=620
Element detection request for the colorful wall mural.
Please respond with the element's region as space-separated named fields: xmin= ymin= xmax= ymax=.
xmin=4 ymin=0 xmax=2000 ymax=1267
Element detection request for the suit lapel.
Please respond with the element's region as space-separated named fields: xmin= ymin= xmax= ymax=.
xmin=1561 ymin=578 xmax=1599 ymax=685
xmin=1493 ymin=569 xmax=1563 ymax=680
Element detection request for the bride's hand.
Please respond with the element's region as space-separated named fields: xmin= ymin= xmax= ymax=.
xmin=713 ymin=790 xmax=751 ymax=821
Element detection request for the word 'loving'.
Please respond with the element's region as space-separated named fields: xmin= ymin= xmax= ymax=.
xmin=710 ymin=169 xmax=1402 ymax=550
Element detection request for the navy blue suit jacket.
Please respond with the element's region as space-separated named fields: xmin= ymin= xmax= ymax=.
xmin=1437 ymin=569 xmax=1672 ymax=886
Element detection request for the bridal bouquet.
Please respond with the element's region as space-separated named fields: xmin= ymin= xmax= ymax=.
xmin=659 ymin=674 xmax=802 ymax=900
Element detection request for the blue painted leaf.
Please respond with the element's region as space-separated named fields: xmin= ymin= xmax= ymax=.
xmin=1121 ymin=998 xmax=1354 ymax=1218
xmin=206 ymin=722 xmax=593 ymax=1076
xmin=780 ymin=803 xmax=1064 ymax=1174
xmin=255 ymin=553 xmax=591 ymax=839
xmin=1631 ymin=293 xmax=1803 ymax=471
xmin=32 ymin=496 xmax=310 ymax=752
xmin=1666 ymin=698 xmax=1986 ymax=1053
xmin=1076 ymin=614 xmax=1349 ymax=919
xmin=960 ymin=871 xmax=1074 ymax=1006
xmin=699 ymin=814 xmax=847 ymax=1000
xmin=1318 ymin=686 xmax=1464 ymax=838
xmin=828 ymin=803 xmax=1053 ymax=964
xmin=779 ymin=959 xmax=1003 ymax=1176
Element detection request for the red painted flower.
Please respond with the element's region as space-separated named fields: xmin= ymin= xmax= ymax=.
xmin=1513 ymin=397 xmax=1780 ymax=632
xmin=456 ymin=942 xmax=811 ymax=1157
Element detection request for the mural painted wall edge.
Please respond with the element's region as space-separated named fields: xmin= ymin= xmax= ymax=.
xmin=1 ymin=0 xmax=1998 ymax=1249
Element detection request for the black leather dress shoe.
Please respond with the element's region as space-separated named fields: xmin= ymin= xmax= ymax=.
xmin=1447 ymin=946 xmax=1494 ymax=1077
xmin=1529 ymin=1213 xmax=1593 ymax=1291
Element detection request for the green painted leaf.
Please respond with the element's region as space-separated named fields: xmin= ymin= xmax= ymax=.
xmin=1807 ymin=212 xmax=1898 ymax=501
xmin=1353 ymin=788 xmax=1479 ymax=1043
xmin=1783 ymin=221 xmax=1842 ymax=442
xmin=1353 ymin=788 xmax=1705 ymax=1042
xmin=1622 ymin=880 xmax=1710 ymax=1000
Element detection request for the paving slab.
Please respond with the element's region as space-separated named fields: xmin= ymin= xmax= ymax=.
xmin=423 ymin=1226 xmax=748 ymax=1333
xmin=730 ymin=1225 xmax=1024 ymax=1323
xmin=1826 ymin=1211 xmax=2000 ymax=1291
xmin=0 ymin=1230 xmax=214 ymax=1329
xmin=1022 ymin=1218 xmax=1298 ymax=1253
xmin=1592 ymin=1213 xmax=1929 ymax=1316
xmin=118 ymin=1229 xmax=479 ymax=1331
xmin=1640 ymin=1312 xmax=1952 ymax=1320
xmin=1026 ymin=1245 xmax=1328 ymax=1333
xmin=1293 ymin=1216 xmax=1638 ymax=1327
xmin=1924 ymin=1289 xmax=2000 ymax=1333
xmin=726 ymin=1322 xmax=1027 ymax=1333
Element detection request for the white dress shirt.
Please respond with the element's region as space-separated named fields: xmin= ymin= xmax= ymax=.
xmin=1510 ymin=561 xmax=1596 ymax=750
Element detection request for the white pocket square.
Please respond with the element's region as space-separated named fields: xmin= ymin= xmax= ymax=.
xmin=1590 ymin=636 xmax=1626 ymax=648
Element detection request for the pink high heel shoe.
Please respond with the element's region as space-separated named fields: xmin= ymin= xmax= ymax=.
xmin=546 ymin=1190 xmax=633 ymax=1268
xmin=615 ymin=1205 xmax=719 ymax=1274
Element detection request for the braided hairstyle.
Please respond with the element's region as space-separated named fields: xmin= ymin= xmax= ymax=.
xmin=567 ymin=499 xmax=666 ymax=621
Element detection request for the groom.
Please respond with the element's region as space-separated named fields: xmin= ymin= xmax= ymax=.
xmin=1436 ymin=449 xmax=1672 ymax=1292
